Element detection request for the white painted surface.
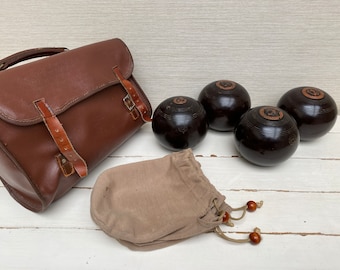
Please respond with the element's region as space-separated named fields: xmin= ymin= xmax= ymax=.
xmin=1 ymin=118 xmax=339 ymax=269
xmin=1 ymin=1 xmax=340 ymax=269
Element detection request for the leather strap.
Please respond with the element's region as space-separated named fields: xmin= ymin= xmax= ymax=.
xmin=34 ymin=99 xmax=88 ymax=178
xmin=0 ymin=47 xmax=68 ymax=71
xmin=113 ymin=66 xmax=152 ymax=122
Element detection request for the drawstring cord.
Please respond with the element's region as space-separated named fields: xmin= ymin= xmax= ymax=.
xmin=215 ymin=226 xmax=262 ymax=244
xmin=213 ymin=199 xmax=263 ymax=245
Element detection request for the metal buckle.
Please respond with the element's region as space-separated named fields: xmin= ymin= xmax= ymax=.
xmin=56 ymin=154 xmax=75 ymax=177
xmin=123 ymin=95 xmax=140 ymax=120
xmin=123 ymin=95 xmax=135 ymax=111
xmin=130 ymin=108 xmax=140 ymax=120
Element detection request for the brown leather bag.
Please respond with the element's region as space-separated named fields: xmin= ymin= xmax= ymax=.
xmin=0 ymin=38 xmax=152 ymax=212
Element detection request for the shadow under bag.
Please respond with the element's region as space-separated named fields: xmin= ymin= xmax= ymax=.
xmin=0 ymin=38 xmax=152 ymax=212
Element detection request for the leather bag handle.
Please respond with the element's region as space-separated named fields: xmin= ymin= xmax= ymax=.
xmin=0 ymin=47 xmax=68 ymax=71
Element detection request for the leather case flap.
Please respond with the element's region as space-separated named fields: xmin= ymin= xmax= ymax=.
xmin=0 ymin=38 xmax=133 ymax=126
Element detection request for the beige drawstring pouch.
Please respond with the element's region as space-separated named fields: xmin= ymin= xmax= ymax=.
xmin=90 ymin=149 xmax=262 ymax=251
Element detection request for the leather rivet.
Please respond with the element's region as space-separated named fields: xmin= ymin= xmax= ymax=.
xmin=55 ymin=129 xmax=59 ymax=133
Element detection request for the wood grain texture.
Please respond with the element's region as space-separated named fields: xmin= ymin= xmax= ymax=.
xmin=0 ymin=118 xmax=339 ymax=269
xmin=0 ymin=1 xmax=340 ymax=269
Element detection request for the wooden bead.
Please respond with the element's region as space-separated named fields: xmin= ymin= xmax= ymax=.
xmin=222 ymin=212 xmax=230 ymax=223
xmin=249 ymin=231 xmax=261 ymax=244
xmin=247 ymin=201 xmax=257 ymax=212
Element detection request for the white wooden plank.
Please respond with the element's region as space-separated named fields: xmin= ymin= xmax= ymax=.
xmin=1 ymin=141 xmax=339 ymax=193
xmin=0 ymin=188 xmax=94 ymax=229
xmin=1 ymin=188 xmax=339 ymax=235
xmin=0 ymin=228 xmax=339 ymax=270
xmin=75 ymin=154 xmax=340 ymax=193
xmin=219 ymin=191 xmax=340 ymax=235
xmin=1 ymin=115 xmax=338 ymax=196
xmin=2 ymin=144 xmax=338 ymax=194
xmin=111 ymin=117 xmax=340 ymax=159
xmin=200 ymin=157 xmax=340 ymax=192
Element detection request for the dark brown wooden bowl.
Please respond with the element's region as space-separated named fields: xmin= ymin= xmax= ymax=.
xmin=198 ymin=80 xmax=251 ymax=131
xmin=278 ymin=87 xmax=338 ymax=141
xmin=152 ymin=96 xmax=208 ymax=151
xmin=234 ymin=106 xmax=300 ymax=166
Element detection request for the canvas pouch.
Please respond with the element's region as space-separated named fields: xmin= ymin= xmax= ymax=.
xmin=91 ymin=149 xmax=262 ymax=251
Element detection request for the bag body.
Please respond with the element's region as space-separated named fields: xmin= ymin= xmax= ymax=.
xmin=91 ymin=149 xmax=232 ymax=251
xmin=0 ymin=38 xmax=152 ymax=212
